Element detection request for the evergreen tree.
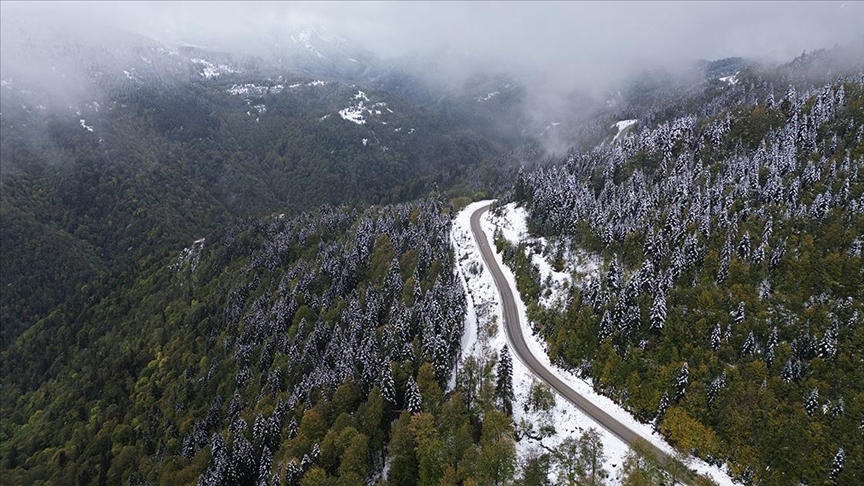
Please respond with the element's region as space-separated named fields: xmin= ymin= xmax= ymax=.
xmin=828 ymin=447 xmax=844 ymax=483
xmin=710 ymin=323 xmax=722 ymax=350
xmin=765 ymin=326 xmax=779 ymax=366
xmin=496 ymin=345 xmax=515 ymax=416
xmin=406 ymin=377 xmax=423 ymax=414
xmin=707 ymin=372 xmax=727 ymax=408
xmin=818 ymin=321 xmax=838 ymax=359
xmin=740 ymin=331 xmax=757 ymax=358
xmin=805 ymin=388 xmax=820 ymax=416
xmin=674 ymin=363 xmax=689 ymax=401
xmin=650 ymin=293 xmax=667 ymax=330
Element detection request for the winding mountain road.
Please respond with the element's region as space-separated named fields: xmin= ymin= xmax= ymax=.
xmin=469 ymin=203 xmax=677 ymax=467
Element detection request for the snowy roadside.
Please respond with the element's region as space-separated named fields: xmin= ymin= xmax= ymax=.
xmin=451 ymin=200 xmax=736 ymax=485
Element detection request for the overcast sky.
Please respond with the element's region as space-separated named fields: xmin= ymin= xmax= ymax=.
xmin=6 ymin=2 xmax=862 ymax=58
xmin=2 ymin=1 xmax=862 ymax=93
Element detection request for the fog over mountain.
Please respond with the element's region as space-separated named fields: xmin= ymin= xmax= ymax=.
xmin=3 ymin=1 xmax=862 ymax=94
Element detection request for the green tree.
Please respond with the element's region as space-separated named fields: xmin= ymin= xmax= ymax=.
xmin=387 ymin=412 xmax=417 ymax=486
xmin=477 ymin=410 xmax=516 ymax=486
xmin=411 ymin=412 xmax=447 ymax=486
xmin=621 ymin=439 xmax=661 ymax=486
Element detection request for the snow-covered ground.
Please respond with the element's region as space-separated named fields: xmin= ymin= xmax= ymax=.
xmin=338 ymin=91 xmax=390 ymax=125
xmin=451 ymin=200 xmax=736 ymax=485
xmin=719 ymin=72 xmax=740 ymax=86
xmin=612 ymin=119 xmax=638 ymax=142
xmin=189 ymin=58 xmax=241 ymax=78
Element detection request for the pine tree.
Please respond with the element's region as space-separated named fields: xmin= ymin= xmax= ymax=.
xmin=257 ymin=446 xmax=273 ymax=486
xmin=380 ymin=362 xmax=397 ymax=406
xmin=781 ymin=358 xmax=804 ymax=383
xmin=674 ymin=363 xmax=689 ymax=401
xmin=828 ymin=447 xmax=845 ymax=482
xmin=607 ymin=256 xmax=621 ymax=292
xmin=599 ymin=310 xmax=613 ymax=342
xmin=284 ymin=460 xmax=301 ymax=486
xmin=710 ymin=323 xmax=722 ymax=350
xmin=656 ymin=391 xmax=670 ymax=423
xmin=732 ymin=301 xmax=745 ymax=324
xmin=741 ymin=331 xmax=757 ymax=358
xmin=818 ymin=322 xmax=838 ymax=359
xmin=829 ymin=398 xmax=845 ymax=420
xmin=406 ymin=376 xmax=422 ymax=414
xmin=497 ymin=345 xmax=515 ymax=416
xmin=650 ymin=293 xmax=667 ymax=330
xmin=737 ymin=232 xmax=751 ymax=260
xmin=707 ymin=371 xmax=727 ymax=408
xmin=805 ymin=388 xmax=820 ymax=416
xmin=765 ymin=326 xmax=779 ymax=366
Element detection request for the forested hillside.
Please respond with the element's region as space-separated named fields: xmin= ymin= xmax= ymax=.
xmin=507 ymin=53 xmax=864 ymax=484
xmin=2 ymin=198 xmax=520 ymax=484
xmin=0 ymin=40 xmax=508 ymax=345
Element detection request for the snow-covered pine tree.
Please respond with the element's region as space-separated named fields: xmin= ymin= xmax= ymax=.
xmin=674 ymin=362 xmax=689 ymax=401
xmin=805 ymin=388 xmax=820 ymax=416
xmin=781 ymin=358 xmax=804 ymax=383
xmin=284 ymin=460 xmax=301 ymax=486
xmin=737 ymin=232 xmax=751 ymax=260
xmin=497 ymin=345 xmax=515 ymax=416
xmin=406 ymin=376 xmax=422 ymax=414
xmin=707 ymin=371 xmax=727 ymax=408
xmin=818 ymin=321 xmax=838 ymax=359
xmin=828 ymin=447 xmax=845 ymax=483
xmin=599 ymin=310 xmax=613 ymax=343
xmin=732 ymin=301 xmax=746 ymax=324
xmin=651 ymin=293 xmax=667 ymax=330
xmin=741 ymin=331 xmax=757 ymax=357
xmin=829 ymin=398 xmax=845 ymax=420
xmin=257 ymin=445 xmax=273 ymax=486
xmin=765 ymin=326 xmax=779 ymax=366
xmin=381 ymin=362 xmax=397 ymax=406
xmin=656 ymin=391 xmax=670 ymax=424
xmin=606 ymin=256 xmax=622 ymax=292
xmin=711 ymin=323 xmax=722 ymax=350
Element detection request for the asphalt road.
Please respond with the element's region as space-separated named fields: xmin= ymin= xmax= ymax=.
xmin=469 ymin=203 xmax=676 ymax=466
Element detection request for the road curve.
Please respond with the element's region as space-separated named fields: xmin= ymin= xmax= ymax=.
xmin=469 ymin=203 xmax=675 ymax=465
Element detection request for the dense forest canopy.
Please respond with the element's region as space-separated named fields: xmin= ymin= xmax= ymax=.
xmin=506 ymin=57 xmax=864 ymax=484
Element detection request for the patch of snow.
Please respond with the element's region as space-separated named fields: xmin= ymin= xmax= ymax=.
xmin=253 ymin=104 xmax=266 ymax=114
xmin=407 ymin=128 xmax=415 ymax=134
xmin=123 ymin=69 xmax=136 ymax=80
xmin=1 ymin=78 xmax=13 ymax=89
xmin=141 ymin=56 xmax=151 ymax=64
xmin=227 ymin=84 xmax=284 ymax=96
xmin=319 ymin=114 xmax=331 ymax=121
xmin=362 ymin=138 xmax=368 ymax=146
xmin=79 ymin=119 xmax=94 ymax=132
xmin=394 ymin=127 xmax=402 ymax=132
xmin=190 ymin=58 xmax=241 ymax=79
xmin=289 ymin=83 xmax=303 ymax=88
xmin=612 ymin=119 xmax=638 ymax=142
xmin=477 ymin=91 xmax=499 ymax=102
xmin=307 ymin=80 xmax=326 ymax=87
xmin=339 ymin=106 xmax=366 ymax=125
xmin=338 ymin=94 xmax=389 ymax=126
xmin=719 ymin=72 xmax=740 ymax=86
